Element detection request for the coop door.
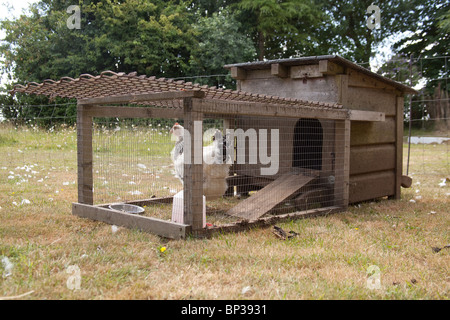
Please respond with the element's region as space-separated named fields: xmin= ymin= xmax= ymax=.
xmin=292 ymin=118 xmax=323 ymax=171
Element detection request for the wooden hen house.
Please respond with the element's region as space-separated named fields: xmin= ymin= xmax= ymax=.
xmin=11 ymin=55 xmax=416 ymax=239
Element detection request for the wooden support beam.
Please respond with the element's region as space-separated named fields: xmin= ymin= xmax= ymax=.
xmin=230 ymin=67 xmax=247 ymax=80
xmin=89 ymin=106 xmax=183 ymax=119
xmin=72 ymin=203 xmax=189 ymax=239
xmin=271 ymin=63 xmax=289 ymax=78
xmin=319 ymin=60 xmax=345 ymax=75
xmin=193 ymin=98 xmax=348 ymax=120
xmin=78 ymin=90 xmax=205 ymax=106
xmin=183 ymin=98 xmax=204 ymax=231
xmin=77 ymin=104 xmax=93 ymax=205
xmin=291 ymin=65 xmax=322 ymax=79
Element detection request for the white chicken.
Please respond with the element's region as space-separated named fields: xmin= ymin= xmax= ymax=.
xmin=170 ymin=123 xmax=232 ymax=200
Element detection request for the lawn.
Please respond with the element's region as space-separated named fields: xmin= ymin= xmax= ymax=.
xmin=0 ymin=124 xmax=448 ymax=300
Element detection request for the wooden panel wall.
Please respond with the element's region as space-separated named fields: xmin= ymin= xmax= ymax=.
xmin=233 ymin=63 xmax=404 ymax=204
xmin=346 ymin=82 xmax=400 ymax=203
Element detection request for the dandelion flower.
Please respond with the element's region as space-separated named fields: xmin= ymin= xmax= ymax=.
xmin=160 ymin=247 xmax=167 ymax=253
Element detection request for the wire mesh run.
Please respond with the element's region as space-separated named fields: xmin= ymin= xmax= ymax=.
xmin=90 ymin=115 xmax=346 ymax=228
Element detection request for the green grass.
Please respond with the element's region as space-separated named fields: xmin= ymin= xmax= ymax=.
xmin=0 ymin=124 xmax=449 ymax=300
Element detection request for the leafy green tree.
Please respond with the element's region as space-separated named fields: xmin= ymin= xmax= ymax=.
xmin=392 ymin=0 xmax=449 ymax=91
xmin=234 ymin=0 xmax=324 ymax=61
xmin=188 ymin=9 xmax=256 ymax=88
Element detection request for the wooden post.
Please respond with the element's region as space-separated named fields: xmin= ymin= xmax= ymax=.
xmin=77 ymin=104 xmax=93 ymax=205
xmin=183 ymin=98 xmax=204 ymax=231
xmin=334 ymin=119 xmax=350 ymax=208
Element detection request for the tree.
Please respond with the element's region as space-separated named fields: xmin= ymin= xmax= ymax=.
xmin=314 ymin=0 xmax=419 ymax=64
xmin=234 ymin=0 xmax=324 ymax=61
xmin=392 ymin=0 xmax=449 ymax=90
xmin=188 ymin=9 xmax=256 ymax=87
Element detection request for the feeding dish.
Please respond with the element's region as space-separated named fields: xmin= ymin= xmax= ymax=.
xmin=109 ymin=204 xmax=145 ymax=215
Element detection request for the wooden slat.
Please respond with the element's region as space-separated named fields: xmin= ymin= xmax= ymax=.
xmin=350 ymin=144 xmax=396 ymax=175
xmin=348 ymin=110 xmax=385 ymax=122
xmin=347 ymin=86 xmax=397 ymax=116
xmin=72 ymin=203 xmax=189 ymax=239
xmin=291 ymin=65 xmax=322 ymax=78
xmin=89 ymin=106 xmax=183 ymax=119
xmin=227 ymin=172 xmax=318 ymax=220
xmin=78 ymin=90 xmax=205 ymax=105
xmin=349 ymin=171 xmax=396 ymax=203
xmin=350 ymin=117 xmax=396 ymax=146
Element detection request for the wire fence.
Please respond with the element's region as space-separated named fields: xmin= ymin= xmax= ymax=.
xmin=0 ymin=56 xmax=448 ymax=197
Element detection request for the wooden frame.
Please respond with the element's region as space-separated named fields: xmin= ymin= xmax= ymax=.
xmin=73 ymin=90 xmax=374 ymax=239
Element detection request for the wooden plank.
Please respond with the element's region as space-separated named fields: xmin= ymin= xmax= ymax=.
xmin=291 ymin=65 xmax=322 ymax=79
xmin=350 ymin=144 xmax=396 ymax=175
xmin=350 ymin=117 xmax=396 ymax=146
xmin=192 ymin=98 xmax=349 ymax=120
xmin=348 ymin=110 xmax=385 ymax=122
xmin=89 ymin=106 xmax=183 ymax=119
xmin=347 ymin=86 xmax=397 ymax=116
xmin=183 ymin=98 xmax=204 ymax=230
xmin=349 ymin=171 xmax=396 ymax=203
xmin=78 ymin=90 xmax=205 ymax=106
xmin=239 ymin=73 xmax=339 ymax=103
xmin=230 ymin=67 xmax=247 ymax=80
xmin=72 ymin=203 xmax=189 ymax=239
xmin=227 ymin=172 xmax=318 ymax=220
xmin=271 ymin=63 xmax=289 ymax=78
xmin=77 ymin=104 xmax=93 ymax=205
xmin=347 ymin=69 xmax=399 ymax=93
xmin=319 ymin=60 xmax=344 ymax=75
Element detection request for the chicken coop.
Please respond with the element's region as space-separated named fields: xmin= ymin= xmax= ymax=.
xmin=11 ymin=55 xmax=416 ymax=239
xmin=225 ymin=55 xmax=417 ymax=204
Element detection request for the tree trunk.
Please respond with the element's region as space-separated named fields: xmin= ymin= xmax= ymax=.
xmin=257 ymin=31 xmax=265 ymax=61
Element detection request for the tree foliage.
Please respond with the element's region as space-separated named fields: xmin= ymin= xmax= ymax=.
xmin=0 ymin=0 xmax=448 ymax=125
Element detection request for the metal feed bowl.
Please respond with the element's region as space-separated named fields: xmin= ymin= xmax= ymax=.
xmin=109 ymin=204 xmax=145 ymax=215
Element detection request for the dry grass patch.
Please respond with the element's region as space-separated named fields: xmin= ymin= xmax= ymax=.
xmin=1 ymin=125 xmax=449 ymax=299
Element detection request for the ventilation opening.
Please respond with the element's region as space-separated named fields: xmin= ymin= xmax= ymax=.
xmin=293 ymin=118 xmax=323 ymax=171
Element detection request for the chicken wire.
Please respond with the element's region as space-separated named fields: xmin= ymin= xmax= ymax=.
xmin=90 ymin=115 xmax=346 ymax=227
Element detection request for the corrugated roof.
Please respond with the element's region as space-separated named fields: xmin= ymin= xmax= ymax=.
xmin=11 ymin=70 xmax=343 ymax=110
xmin=224 ymin=55 xmax=418 ymax=94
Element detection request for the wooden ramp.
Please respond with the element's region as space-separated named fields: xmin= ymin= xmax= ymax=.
xmin=227 ymin=171 xmax=318 ymax=220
